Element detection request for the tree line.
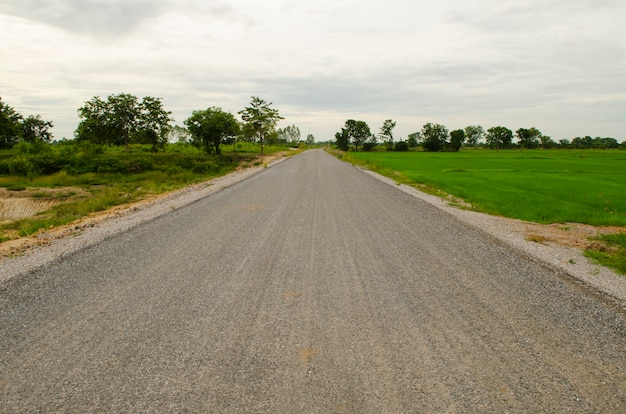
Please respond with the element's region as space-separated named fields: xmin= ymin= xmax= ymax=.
xmin=335 ymin=119 xmax=625 ymax=152
xmin=1 ymin=95 xmax=310 ymax=156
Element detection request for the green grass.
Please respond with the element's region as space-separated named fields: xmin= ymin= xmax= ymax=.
xmin=585 ymin=233 xmax=626 ymax=274
xmin=349 ymin=149 xmax=626 ymax=226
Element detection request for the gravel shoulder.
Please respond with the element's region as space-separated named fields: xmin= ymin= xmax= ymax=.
xmin=1 ymin=150 xmax=625 ymax=306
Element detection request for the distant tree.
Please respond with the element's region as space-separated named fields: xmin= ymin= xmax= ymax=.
xmin=76 ymin=94 xmax=172 ymax=152
xmin=540 ymin=135 xmax=556 ymax=149
xmin=106 ymin=93 xmax=141 ymax=152
xmin=363 ymin=133 xmax=378 ymax=151
xmin=185 ymin=107 xmax=240 ymax=155
xmin=21 ymin=115 xmax=53 ymax=143
xmin=407 ymin=131 xmax=421 ymax=149
xmin=394 ymin=140 xmax=409 ymax=151
xmin=0 ymin=97 xmax=24 ymax=149
xmin=238 ymin=96 xmax=283 ymax=155
xmin=485 ymin=126 xmax=513 ymax=151
xmin=571 ymin=136 xmax=594 ymax=149
xmin=594 ymin=137 xmax=619 ymax=149
xmin=516 ymin=127 xmax=542 ymax=150
xmin=558 ymin=138 xmax=570 ymax=148
xmin=464 ymin=125 xmax=484 ymax=147
xmin=137 ymin=96 xmax=173 ymax=152
xmin=343 ymin=119 xmax=371 ymax=151
xmin=306 ymin=133 xmax=315 ymax=145
xmin=335 ymin=129 xmax=349 ymax=151
xmin=277 ymin=125 xmax=301 ymax=145
xmin=379 ymin=119 xmax=397 ymax=150
xmin=449 ymin=129 xmax=465 ymax=152
xmin=421 ymin=122 xmax=448 ymax=152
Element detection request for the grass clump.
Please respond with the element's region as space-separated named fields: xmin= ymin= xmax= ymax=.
xmin=585 ymin=233 xmax=626 ymax=275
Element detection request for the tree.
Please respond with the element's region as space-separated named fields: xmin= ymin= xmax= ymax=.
xmin=22 ymin=115 xmax=53 ymax=143
xmin=185 ymin=107 xmax=240 ymax=155
xmin=485 ymin=126 xmax=513 ymax=151
xmin=335 ymin=129 xmax=349 ymax=151
xmin=516 ymin=127 xmax=542 ymax=150
xmin=379 ymin=119 xmax=396 ymax=150
xmin=76 ymin=94 xmax=172 ymax=152
xmin=0 ymin=97 xmax=24 ymax=149
xmin=464 ymin=125 xmax=484 ymax=147
xmin=344 ymin=119 xmax=371 ymax=151
xmin=277 ymin=125 xmax=301 ymax=145
xmin=238 ymin=96 xmax=283 ymax=155
xmin=421 ymin=122 xmax=448 ymax=152
xmin=449 ymin=129 xmax=465 ymax=152
xmin=138 ymin=96 xmax=173 ymax=152
xmin=306 ymin=133 xmax=315 ymax=145
xmin=540 ymin=135 xmax=556 ymax=149
xmin=407 ymin=131 xmax=421 ymax=149
xmin=107 ymin=93 xmax=141 ymax=152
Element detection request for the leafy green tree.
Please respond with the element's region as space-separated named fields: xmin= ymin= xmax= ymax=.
xmin=0 ymin=97 xmax=24 ymax=149
xmin=335 ymin=129 xmax=349 ymax=151
xmin=76 ymin=94 xmax=172 ymax=152
xmin=421 ymin=122 xmax=448 ymax=152
xmin=594 ymin=137 xmax=619 ymax=149
xmin=540 ymin=135 xmax=556 ymax=149
xmin=277 ymin=125 xmax=301 ymax=145
xmin=407 ymin=132 xmax=421 ymax=149
xmin=449 ymin=129 xmax=465 ymax=152
xmin=107 ymin=93 xmax=141 ymax=152
xmin=185 ymin=107 xmax=240 ymax=155
xmin=394 ymin=141 xmax=409 ymax=151
xmin=379 ymin=119 xmax=396 ymax=150
xmin=464 ymin=125 xmax=484 ymax=147
xmin=21 ymin=115 xmax=54 ymax=143
xmin=238 ymin=96 xmax=283 ymax=155
xmin=137 ymin=96 xmax=173 ymax=152
xmin=558 ymin=139 xmax=571 ymax=148
xmin=485 ymin=126 xmax=513 ymax=151
xmin=516 ymin=127 xmax=542 ymax=150
xmin=306 ymin=133 xmax=315 ymax=145
xmin=571 ymin=136 xmax=594 ymax=149
xmin=344 ymin=119 xmax=371 ymax=151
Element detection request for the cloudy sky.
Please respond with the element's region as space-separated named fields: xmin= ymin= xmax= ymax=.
xmin=1 ymin=0 xmax=625 ymax=142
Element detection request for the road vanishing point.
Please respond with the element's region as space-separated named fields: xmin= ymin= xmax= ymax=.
xmin=1 ymin=149 xmax=625 ymax=412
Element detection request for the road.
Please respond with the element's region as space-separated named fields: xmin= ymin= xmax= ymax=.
xmin=1 ymin=149 xmax=625 ymax=412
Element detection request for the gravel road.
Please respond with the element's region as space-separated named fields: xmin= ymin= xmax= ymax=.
xmin=1 ymin=149 xmax=625 ymax=412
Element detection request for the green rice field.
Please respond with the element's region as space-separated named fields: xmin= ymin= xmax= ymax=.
xmin=349 ymin=150 xmax=626 ymax=227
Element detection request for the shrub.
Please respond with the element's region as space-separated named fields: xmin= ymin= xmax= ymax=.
xmin=394 ymin=141 xmax=409 ymax=151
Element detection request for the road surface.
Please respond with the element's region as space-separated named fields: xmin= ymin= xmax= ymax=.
xmin=1 ymin=149 xmax=625 ymax=412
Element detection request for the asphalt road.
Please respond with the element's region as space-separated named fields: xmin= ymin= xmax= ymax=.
xmin=1 ymin=149 xmax=625 ymax=412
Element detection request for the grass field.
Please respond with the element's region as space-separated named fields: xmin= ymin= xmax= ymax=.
xmin=348 ymin=149 xmax=626 ymax=227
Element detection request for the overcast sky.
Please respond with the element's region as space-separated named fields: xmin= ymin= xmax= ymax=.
xmin=2 ymin=0 xmax=625 ymax=142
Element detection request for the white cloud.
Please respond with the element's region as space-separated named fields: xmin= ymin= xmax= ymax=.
xmin=1 ymin=0 xmax=625 ymax=141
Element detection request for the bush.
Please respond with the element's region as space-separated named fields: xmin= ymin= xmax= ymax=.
xmin=394 ymin=141 xmax=409 ymax=151
xmin=362 ymin=142 xmax=376 ymax=151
